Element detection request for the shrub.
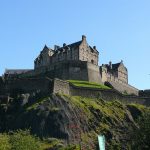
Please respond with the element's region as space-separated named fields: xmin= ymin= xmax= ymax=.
xmin=9 ymin=130 xmax=41 ymax=150
xmin=0 ymin=134 xmax=11 ymax=150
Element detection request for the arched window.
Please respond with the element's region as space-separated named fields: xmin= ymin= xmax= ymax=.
xmin=91 ymin=59 xmax=94 ymax=64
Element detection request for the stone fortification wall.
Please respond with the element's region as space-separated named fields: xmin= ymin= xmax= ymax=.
xmin=139 ymin=90 xmax=150 ymax=97
xmin=20 ymin=60 xmax=102 ymax=84
xmin=53 ymin=78 xmax=70 ymax=95
xmin=69 ymin=86 xmax=150 ymax=106
xmin=52 ymin=79 xmax=150 ymax=106
xmin=105 ymin=81 xmax=139 ymax=96
xmin=3 ymin=77 xmax=53 ymax=94
xmin=87 ymin=62 xmax=102 ymax=83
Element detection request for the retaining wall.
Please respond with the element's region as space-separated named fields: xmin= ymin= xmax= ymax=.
xmin=106 ymin=81 xmax=139 ymax=96
xmin=139 ymin=90 xmax=150 ymax=97
xmin=3 ymin=77 xmax=53 ymax=94
xmin=53 ymin=79 xmax=150 ymax=106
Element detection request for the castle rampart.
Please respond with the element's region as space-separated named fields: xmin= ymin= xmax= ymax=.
xmin=1 ymin=77 xmax=53 ymax=95
xmin=19 ymin=60 xmax=102 ymax=84
xmin=139 ymin=90 xmax=150 ymax=97
xmin=105 ymin=80 xmax=139 ymax=95
xmin=53 ymin=78 xmax=150 ymax=106
xmin=0 ymin=77 xmax=149 ymax=106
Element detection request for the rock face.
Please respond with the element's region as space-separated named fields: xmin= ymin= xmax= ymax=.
xmin=0 ymin=92 xmax=148 ymax=149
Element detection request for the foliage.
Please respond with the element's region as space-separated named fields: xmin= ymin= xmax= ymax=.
xmin=60 ymin=145 xmax=80 ymax=150
xmin=41 ymin=138 xmax=63 ymax=149
xmin=68 ymin=80 xmax=111 ymax=89
xmin=107 ymin=140 xmax=122 ymax=150
xmin=26 ymin=97 xmax=49 ymax=111
xmin=0 ymin=130 xmax=41 ymax=150
xmin=9 ymin=130 xmax=41 ymax=150
xmin=0 ymin=134 xmax=11 ymax=150
xmin=130 ymin=111 xmax=150 ymax=149
xmin=0 ymin=130 xmax=73 ymax=150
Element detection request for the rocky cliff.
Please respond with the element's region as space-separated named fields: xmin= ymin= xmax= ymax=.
xmin=0 ymin=92 xmax=149 ymax=149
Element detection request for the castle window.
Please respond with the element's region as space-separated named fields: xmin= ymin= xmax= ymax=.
xmin=91 ymin=59 xmax=94 ymax=64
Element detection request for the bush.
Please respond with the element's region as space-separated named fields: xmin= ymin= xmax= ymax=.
xmin=130 ymin=111 xmax=150 ymax=149
xmin=9 ymin=130 xmax=41 ymax=150
xmin=0 ymin=134 xmax=11 ymax=150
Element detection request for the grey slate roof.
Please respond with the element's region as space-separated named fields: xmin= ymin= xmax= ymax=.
xmin=57 ymin=41 xmax=82 ymax=51
xmin=54 ymin=40 xmax=98 ymax=54
xmin=103 ymin=62 xmax=127 ymax=72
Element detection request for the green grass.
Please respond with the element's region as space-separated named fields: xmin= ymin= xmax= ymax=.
xmin=60 ymin=94 xmax=126 ymax=121
xmin=67 ymin=80 xmax=111 ymax=89
xmin=26 ymin=97 xmax=49 ymax=111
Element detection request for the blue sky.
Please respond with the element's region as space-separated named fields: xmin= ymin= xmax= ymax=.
xmin=0 ymin=0 xmax=150 ymax=90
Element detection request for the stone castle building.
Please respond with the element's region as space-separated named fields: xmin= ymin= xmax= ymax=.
xmin=2 ymin=35 xmax=139 ymax=95
xmin=34 ymin=35 xmax=99 ymax=69
xmin=100 ymin=60 xmax=128 ymax=84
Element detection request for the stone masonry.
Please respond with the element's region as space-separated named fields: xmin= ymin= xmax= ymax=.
xmin=1 ymin=35 xmax=140 ymax=95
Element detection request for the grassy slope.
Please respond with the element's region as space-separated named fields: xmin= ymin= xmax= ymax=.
xmin=67 ymin=80 xmax=111 ymax=89
xmin=24 ymin=94 xmax=149 ymax=149
xmin=60 ymin=94 xmax=149 ymax=149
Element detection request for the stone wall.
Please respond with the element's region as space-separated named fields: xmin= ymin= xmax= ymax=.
xmin=79 ymin=36 xmax=99 ymax=66
xmin=117 ymin=63 xmax=128 ymax=84
xmin=101 ymin=61 xmax=128 ymax=85
xmin=3 ymin=77 xmax=53 ymax=95
xmin=34 ymin=35 xmax=99 ymax=69
xmin=1 ymin=77 xmax=150 ymax=106
xmin=105 ymin=81 xmax=139 ymax=96
xmin=52 ymin=79 xmax=150 ymax=106
xmin=53 ymin=78 xmax=70 ymax=95
xmin=70 ymin=86 xmax=150 ymax=106
xmin=139 ymin=90 xmax=150 ymax=97
xmin=87 ymin=63 xmax=102 ymax=83
xmin=19 ymin=60 xmax=102 ymax=84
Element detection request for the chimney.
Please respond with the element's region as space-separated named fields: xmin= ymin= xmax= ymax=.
xmin=109 ymin=61 xmax=112 ymax=69
xmin=93 ymin=46 xmax=96 ymax=50
xmin=63 ymin=43 xmax=66 ymax=47
xmin=82 ymin=35 xmax=86 ymax=41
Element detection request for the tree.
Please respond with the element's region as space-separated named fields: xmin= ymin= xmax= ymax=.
xmin=131 ymin=111 xmax=150 ymax=149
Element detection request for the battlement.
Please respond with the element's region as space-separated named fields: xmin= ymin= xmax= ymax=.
xmin=0 ymin=77 xmax=53 ymax=95
xmin=53 ymin=78 xmax=150 ymax=106
xmin=0 ymin=77 xmax=148 ymax=106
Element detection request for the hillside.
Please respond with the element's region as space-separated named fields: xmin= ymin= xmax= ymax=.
xmin=0 ymin=92 xmax=150 ymax=149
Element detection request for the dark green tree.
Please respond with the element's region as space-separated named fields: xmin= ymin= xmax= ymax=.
xmin=131 ymin=111 xmax=150 ymax=149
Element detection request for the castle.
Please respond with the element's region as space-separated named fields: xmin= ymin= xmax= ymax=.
xmin=2 ymin=35 xmax=138 ymax=95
